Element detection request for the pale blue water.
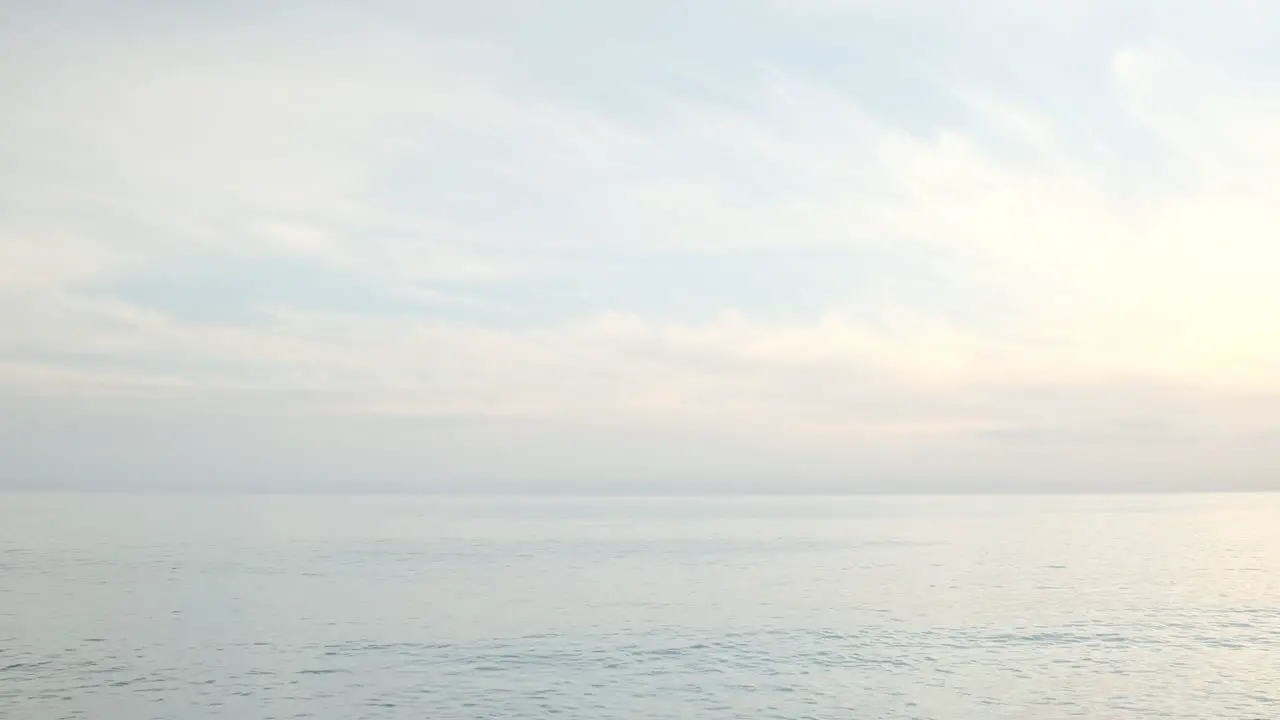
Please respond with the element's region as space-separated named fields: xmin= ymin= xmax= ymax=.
xmin=2 ymin=493 xmax=1279 ymax=719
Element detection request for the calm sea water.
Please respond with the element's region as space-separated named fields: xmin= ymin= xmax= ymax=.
xmin=2 ymin=492 xmax=1278 ymax=719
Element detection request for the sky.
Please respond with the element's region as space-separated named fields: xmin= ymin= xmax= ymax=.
xmin=4 ymin=0 xmax=1280 ymax=493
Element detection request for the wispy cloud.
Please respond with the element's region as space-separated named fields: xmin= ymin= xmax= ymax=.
xmin=4 ymin=1 xmax=1280 ymax=490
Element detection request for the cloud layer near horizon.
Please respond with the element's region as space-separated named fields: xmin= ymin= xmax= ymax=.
xmin=5 ymin=0 xmax=1280 ymax=491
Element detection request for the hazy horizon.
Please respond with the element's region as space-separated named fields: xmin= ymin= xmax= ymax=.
xmin=6 ymin=1 xmax=1280 ymax=493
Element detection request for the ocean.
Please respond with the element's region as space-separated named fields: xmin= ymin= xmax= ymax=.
xmin=2 ymin=492 xmax=1278 ymax=719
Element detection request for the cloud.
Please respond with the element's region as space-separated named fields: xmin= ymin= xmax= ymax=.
xmin=4 ymin=1 xmax=1280 ymax=490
